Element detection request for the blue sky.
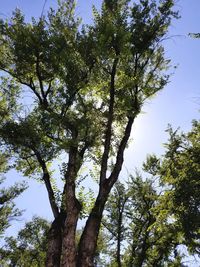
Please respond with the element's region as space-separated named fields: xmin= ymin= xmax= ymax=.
xmin=0 ymin=0 xmax=199 ymax=262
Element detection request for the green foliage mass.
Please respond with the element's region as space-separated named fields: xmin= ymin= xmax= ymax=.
xmin=0 ymin=0 xmax=177 ymax=195
xmin=0 ymin=216 xmax=50 ymax=267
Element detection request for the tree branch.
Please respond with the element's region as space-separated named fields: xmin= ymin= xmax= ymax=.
xmin=35 ymin=54 xmax=45 ymax=100
xmin=99 ymin=57 xmax=119 ymax=185
xmin=107 ymin=116 xmax=134 ymax=188
xmin=0 ymin=66 xmax=44 ymax=105
xmin=33 ymin=149 xmax=60 ymax=219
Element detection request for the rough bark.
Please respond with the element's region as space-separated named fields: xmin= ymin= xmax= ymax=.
xmin=60 ymin=198 xmax=81 ymax=267
xmin=60 ymin=146 xmax=82 ymax=267
xmin=46 ymin=214 xmax=65 ymax=267
xmin=77 ymin=187 xmax=109 ymax=267
xmin=33 ymin=149 xmax=63 ymax=267
xmin=116 ymin=239 xmax=122 ymax=267
xmin=34 ymin=149 xmax=60 ymax=218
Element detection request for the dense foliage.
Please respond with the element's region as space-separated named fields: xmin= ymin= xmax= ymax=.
xmin=0 ymin=216 xmax=50 ymax=266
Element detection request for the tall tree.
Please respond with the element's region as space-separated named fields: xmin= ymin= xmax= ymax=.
xmin=0 ymin=0 xmax=178 ymax=266
xmin=102 ymin=182 xmax=128 ymax=267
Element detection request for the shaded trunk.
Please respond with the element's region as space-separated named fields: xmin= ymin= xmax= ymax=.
xmin=77 ymin=187 xmax=110 ymax=267
xmin=60 ymin=198 xmax=81 ymax=267
xmin=46 ymin=119 xmax=134 ymax=266
xmin=46 ymin=214 xmax=65 ymax=267
xmin=136 ymin=234 xmax=149 ymax=267
xmin=60 ymin=145 xmax=82 ymax=267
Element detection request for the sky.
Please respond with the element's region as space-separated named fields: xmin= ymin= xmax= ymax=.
xmin=0 ymin=0 xmax=199 ymax=263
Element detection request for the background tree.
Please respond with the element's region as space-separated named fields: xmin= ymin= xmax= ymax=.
xmin=151 ymin=120 xmax=200 ymax=255
xmin=102 ymin=174 xmax=183 ymax=267
xmin=0 ymin=216 xmax=50 ymax=266
xmin=141 ymin=120 xmax=200 ymax=264
xmin=0 ymin=0 xmax=178 ymax=266
xmin=102 ymin=182 xmax=128 ymax=267
xmin=0 ymin=88 xmax=27 ymax=238
xmin=98 ymin=121 xmax=200 ymax=266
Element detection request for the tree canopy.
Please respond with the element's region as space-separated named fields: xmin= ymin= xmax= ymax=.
xmin=0 ymin=0 xmax=178 ymax=266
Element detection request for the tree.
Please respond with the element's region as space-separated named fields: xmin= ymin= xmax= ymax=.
xmin=102 ymin=181 xmax=128 ymax=267
xmin=0 ymin=177 xmax=26 ymax=238
xmin=102 ymin=174 xmax=183 ymax=267
xmin=100 ymin=121 xmax=200 ymax=266
xmin=150 ymin=120 xmax=200 ymax=255
xmin=0 ymin=216 xmax=50 ymax=266
xmin=0 ymin=0 xmax=178 ymax=266
xmin=0 ymin=43 xmax=27 ymax=238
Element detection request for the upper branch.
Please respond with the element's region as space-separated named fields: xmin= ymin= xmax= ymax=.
xmin=0 ymin=66 xmax=44 ymax=105
xmin=99 ymin=57 xmax=119 ymax=185
xmin=35 ymin=54 xmax=45 ymax=99
xmin=107 ymin=116 xmax=135 ymax=188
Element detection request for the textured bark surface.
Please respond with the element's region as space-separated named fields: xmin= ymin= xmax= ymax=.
xmin=116 ymin=209 xmax=123 ymax=267
xmin=77 ymin=207 xmax=105 ymax=267
xmin=77 ymin=186 xmax=109 ymax=267
xmin=60 ymin=200 xmax=81 ymax=267
xmin=46 ymin=216 xmax=63 ymax=267
xmin=60 ymin=145 xmax=82 ymax=267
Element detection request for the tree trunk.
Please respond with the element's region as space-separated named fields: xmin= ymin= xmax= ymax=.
xmin=60 ymin=146 xmax=82 ymax=267
xmin=60 ymin=198 xmax=81 ymax=267
xmin=46 ymin=214 xmax=64 ymax=267
xmin=77 ymin=186 xmax=110 ymax=267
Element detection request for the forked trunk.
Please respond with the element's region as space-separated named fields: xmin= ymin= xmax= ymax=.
xmin=76 ymin=117 xmax=134 ymax=266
